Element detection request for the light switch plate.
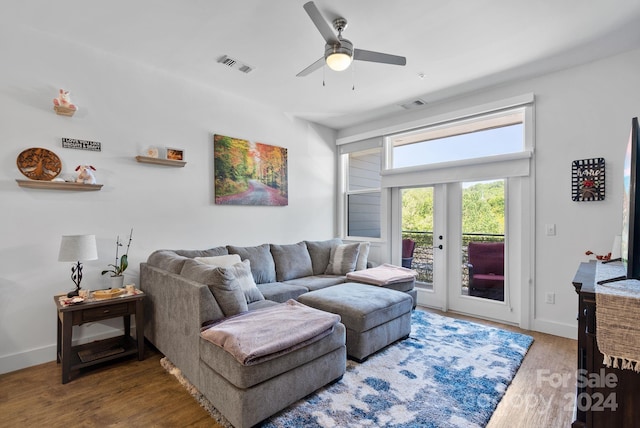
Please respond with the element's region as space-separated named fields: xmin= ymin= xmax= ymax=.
xmin=545 ymin=224 xmax=556 ymax=236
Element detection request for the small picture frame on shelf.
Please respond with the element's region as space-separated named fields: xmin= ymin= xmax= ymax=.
xmin=166 ymin=147 xmax=184 ymax=161
xmin=146 ymin=146 xmax=159 ymax=158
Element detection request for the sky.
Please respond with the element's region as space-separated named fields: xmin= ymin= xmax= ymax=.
xmin=393 ymin=124 xmax=523 ymax=168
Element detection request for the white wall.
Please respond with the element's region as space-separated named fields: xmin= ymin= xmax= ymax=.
xmin=338 ymin=48 xmax=640 ymax=338
xmin=3 ymin=19 xmax=638 ymax=376
xmin=0 ymin=24 xmax=337 ymax=373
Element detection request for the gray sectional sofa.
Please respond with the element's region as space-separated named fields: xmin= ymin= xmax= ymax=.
xmin=140 ymin=238 xmax=415 ymax=427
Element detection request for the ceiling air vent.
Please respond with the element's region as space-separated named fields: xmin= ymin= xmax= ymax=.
xmin=217 ymin=55 xmax=254 ymax=74
xmin=400 ymin=99 xmax=427 ymax=110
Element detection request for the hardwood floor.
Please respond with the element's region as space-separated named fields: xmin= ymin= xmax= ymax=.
xmin=0 ymin=308 xmax=576 ymax=427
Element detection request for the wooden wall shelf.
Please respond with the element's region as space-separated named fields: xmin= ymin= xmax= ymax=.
xmin=53 ymin=105 xmax=76 ymax=117
xmin=16 ymin=179 xmax=103 ymax=191
xmin=135 ymin=156 xmax=186 ymax=167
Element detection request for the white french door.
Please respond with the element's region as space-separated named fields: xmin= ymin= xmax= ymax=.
xmin=397 ymin=177 xmax=528 ymax=325
xmin=445 ymin=180 xmax=517 ymax=323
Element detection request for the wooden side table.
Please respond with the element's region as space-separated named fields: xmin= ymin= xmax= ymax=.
xmin=54 ymin=291 xmax=145 ymax=384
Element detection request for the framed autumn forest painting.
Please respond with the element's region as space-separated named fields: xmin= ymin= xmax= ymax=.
xmin=214 ymin=134 xmax=288 ymax=206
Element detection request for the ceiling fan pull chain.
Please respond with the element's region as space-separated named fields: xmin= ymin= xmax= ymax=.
xmin=352 ymin=61 xmax=356 ymax=91
xmin=323 ymin=64 xmax=326 ymax=87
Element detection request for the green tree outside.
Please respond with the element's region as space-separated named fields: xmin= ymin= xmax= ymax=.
xmin=402 ymin=181 xmax=504 ymax=235
xmin=402 ymin=181 xmax=505 ymax=284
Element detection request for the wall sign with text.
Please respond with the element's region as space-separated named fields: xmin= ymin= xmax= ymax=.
xmin=572 ymin=157 xmax=605 ymax=201
xmin=61 ymin=137 xmax=101 ymax=152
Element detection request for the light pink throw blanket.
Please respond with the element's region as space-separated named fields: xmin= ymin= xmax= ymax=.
xmin=201 ymin=299 xmax=341 ymax=366
xmin=346 ymin=263 xmax=417 ymax=286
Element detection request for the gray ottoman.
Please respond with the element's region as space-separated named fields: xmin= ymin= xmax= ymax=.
xmin=298 ymin=282 xmax=412 ymax=362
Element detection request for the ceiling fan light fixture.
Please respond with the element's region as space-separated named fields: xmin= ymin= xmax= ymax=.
xmin=297 ymin=3 xmax=406 ymax=77
xmin=325 ymin=39 xmax=353 ymax=71
xmin=326 ymin=52 xmax=352 ymax=71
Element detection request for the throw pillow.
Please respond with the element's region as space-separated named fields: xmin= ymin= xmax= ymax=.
xmin=224 ymin=260 xmax=265 ymax=303
xmin=355 ymin=242 xmax=370 ymax=271
xmin=175 ymin=246 xmax=228 ymax=258
xmin=325 ymin=242 xmax=361 ymax=275
xmin=146 ymin=250 xmax=190 ymax=274
xmin=194 ymin=254 xmax=242 ymax=268
xmin=180 ymin=259 xmax=247 ymax=317
xmin=270 ymin=242 xmax=314 ymax=281
xmin=227 ymin=243 xmax=276 ymax=284
xmin=305 ymin=238 xmax=343 ymax=275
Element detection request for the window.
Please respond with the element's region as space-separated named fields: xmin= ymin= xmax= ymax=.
xmin=338 ymin=95 xmax=533 ymax=245
xmin=348 ymin=193 xmax=381 ymax=238
xmin=346 ymin=148 xmax=382 ymax=238
xmin=390 ymin=110 xmax=524 ymax=169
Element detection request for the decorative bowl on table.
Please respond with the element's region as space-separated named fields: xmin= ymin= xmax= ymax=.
xmin=93 ymin=288 xmax=125 ymax=299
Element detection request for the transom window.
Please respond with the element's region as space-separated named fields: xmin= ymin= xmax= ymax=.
xmin=339 ymin=99 xmax=533 ymax=242
xmin=389 ymin=110 xmax=524 ymax=169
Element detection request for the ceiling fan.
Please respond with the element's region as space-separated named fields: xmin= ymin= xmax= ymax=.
xmin=297 ymin=1 xmax=407 ymax=77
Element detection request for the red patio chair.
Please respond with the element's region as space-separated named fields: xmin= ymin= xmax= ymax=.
xmin=402 ymin=239 xmax=416 ymax=269
xmin=467 ymin=241 xmax=504 ymax=301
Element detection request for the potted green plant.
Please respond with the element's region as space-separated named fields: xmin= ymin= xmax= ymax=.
xmin=101 ymin=228 xmax=133 ymax=289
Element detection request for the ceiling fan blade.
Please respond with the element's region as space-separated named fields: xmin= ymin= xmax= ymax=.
xmin=354 ymin=49 xmax=407 ymax=66
xmin=303 ymin=1 xmax=339 ymax=45
xmin=297 ymin=57 xmax=325 ymax=77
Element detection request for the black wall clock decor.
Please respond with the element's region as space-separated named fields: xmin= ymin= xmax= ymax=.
xmin=572 ymin=157 xmax=605 ymax=201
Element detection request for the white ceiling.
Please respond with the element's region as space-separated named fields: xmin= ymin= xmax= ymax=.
xmin=9 ymin=0 xmax=640 ymax=129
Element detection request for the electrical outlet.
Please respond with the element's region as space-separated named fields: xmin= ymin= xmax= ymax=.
xmin=545 ymin=292 xmax=555 ymax=304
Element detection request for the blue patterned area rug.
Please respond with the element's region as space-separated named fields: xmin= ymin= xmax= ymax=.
xmin=162 ymin=310 xmax=533 ymax=428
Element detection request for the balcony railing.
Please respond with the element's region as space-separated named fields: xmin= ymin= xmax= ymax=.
xmin=402 ymin=231 xmax=504 ymax=284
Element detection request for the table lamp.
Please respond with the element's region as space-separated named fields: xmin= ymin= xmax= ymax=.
xmin=58 ymin=234 xmax=98 ymax=297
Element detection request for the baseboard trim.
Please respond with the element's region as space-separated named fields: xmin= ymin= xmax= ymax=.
xmin=0 ymin=327 xmax=137 ymax=375
xmin=0 ymin=345 xmax=56 ymax=375
xmin=414 ymin=287 xmax=578 ymax=340
xmin=531 ymin=318 xmax=577 ymax=340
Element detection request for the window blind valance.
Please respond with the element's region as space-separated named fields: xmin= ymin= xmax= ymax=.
xmin=338 ymin=136 xmax=382 ymax=155
xmin=381 ymin=151 xmax=532 ymax=188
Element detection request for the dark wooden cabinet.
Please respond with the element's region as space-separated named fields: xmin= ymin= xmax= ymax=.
xmin=572 ymin=261 xmax=640 ymax=428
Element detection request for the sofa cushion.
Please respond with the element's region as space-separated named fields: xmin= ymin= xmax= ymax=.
xmin=325 ymin=243 xmax=361 ymax=275
xmin=180 ymin=259 xmax=248 ymax=317
xmin=355 ymin=242 xmax=370 ymax=271
xmin=225 ymin=260 xmax=265 ymax=303
xmin=257 ymin=282 xmax=309 ymax=303
xmin=248 ymin=299 xmax=280 ymax=311
xmin=284 ymin=275 xmax=346 ymax=291
xmin=305 ymin=238 xmax=343 ymax=275
xmin=195 ymin=254 xmax=242 ymax=268
xmin=270 ymin=242 xmax=314 ymax=281
xmin=227 ymin=244 xmax=276 ymax=284
xmin=199 ymin=323 xmax=346 ymax=390
xmin=146 ymin=250 xmax=191 ymax=274
xmin=175 ymin=246 xmax=229 ymax=258
xmin=298 ymin=283 xmax=412 ymax=333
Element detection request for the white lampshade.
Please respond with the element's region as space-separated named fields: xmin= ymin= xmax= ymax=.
xmin=326 ymin=52 xmax=352 ymax=71
xmin=58 ymin=235 xmax=98 ymax=262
